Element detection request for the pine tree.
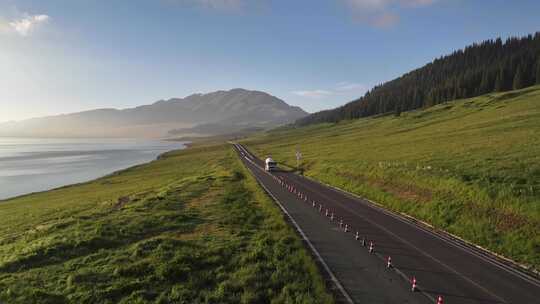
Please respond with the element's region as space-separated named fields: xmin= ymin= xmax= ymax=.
xmin=479 ymin=71 xmax=491 ymax=94
xmin=296 ymin=32 xmax=540 ymax=126
xmin=494 ymin=72 xmax=503 ymax=92
xmin=513 ymin=65 xmax=525 ymax=90
xmin=536 ymin=60 xmax=540 ymax=84
xmin=394 ymin=104 xmax=402 ymax=117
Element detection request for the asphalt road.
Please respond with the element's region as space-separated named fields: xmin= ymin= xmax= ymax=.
xmin=233 ymin=143 xmax=540 ymax=304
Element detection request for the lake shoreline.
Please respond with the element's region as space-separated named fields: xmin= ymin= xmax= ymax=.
xmin=0 ymin=149 xmax=181 ymax=203
xmin=0 ymin=138 xmax=187 ymax=201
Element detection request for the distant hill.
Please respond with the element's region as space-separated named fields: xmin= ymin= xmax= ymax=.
xmin=0 ymin=89 xmax=307 ymax=138
xmin=297 ymin=32 xmax=540 ymax=126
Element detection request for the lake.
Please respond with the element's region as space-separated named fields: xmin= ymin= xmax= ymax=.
xmin=0 ymin=137 xmax=186 ymax=200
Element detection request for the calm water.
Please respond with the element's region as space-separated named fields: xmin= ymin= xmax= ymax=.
xmin=0 ymin=138 xmax=186 ymax=200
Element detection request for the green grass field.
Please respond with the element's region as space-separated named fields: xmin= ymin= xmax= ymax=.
xmin=2 ymin=85 xmax=539 ymax=303
xmin=243 ymin=85 xmax=540 ymax=271
xmin=0 ymin=144 xmax=333 ymax=303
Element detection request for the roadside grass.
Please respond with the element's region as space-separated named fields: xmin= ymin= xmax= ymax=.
xmin=243 ymin=85 xmax=540 ymax=271
xmin=0 ymin=144 xmax=333 ymax=303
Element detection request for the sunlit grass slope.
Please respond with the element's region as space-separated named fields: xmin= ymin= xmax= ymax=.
xmin=244 ymin=85 xmax=540 ymax=270
xmin=0 ymin=144 xmax=333 ymax=303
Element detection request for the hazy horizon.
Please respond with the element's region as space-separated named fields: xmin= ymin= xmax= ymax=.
xmin=2 ymin=0 xmax=540 ymax=123
xmin=0 ymin=88 xmax=308 ymax=138
xmin=0 ymin=87 xmax=309 ymax=124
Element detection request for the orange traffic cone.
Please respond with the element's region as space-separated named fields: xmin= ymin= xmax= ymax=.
xmin=436 ymin=296 xmax=443 ymax=304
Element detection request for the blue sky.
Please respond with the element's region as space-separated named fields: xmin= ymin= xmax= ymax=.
xmin=1 ymin=0 xmax=539 ymax=122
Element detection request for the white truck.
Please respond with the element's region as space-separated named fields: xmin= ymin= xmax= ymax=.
xmin=265 ymin=157 xmax=277 ymax=172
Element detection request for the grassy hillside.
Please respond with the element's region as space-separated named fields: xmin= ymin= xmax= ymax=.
xmin=0 ymin=144 xmax=333 ymax=303
xmin=244 ymin=85 xmax=540 ymax=271
xmin=297 ymin=33 xmax=540 ymax=126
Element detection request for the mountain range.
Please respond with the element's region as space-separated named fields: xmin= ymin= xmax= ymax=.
xmin=0 ymin=89 xmax=307 ymax=138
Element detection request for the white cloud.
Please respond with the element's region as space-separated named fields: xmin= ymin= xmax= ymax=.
xmin=404 ymin=0 xmax=436 ymax=6
xmin=343 ymin=0 xmax=436 ymax=28
xmin=293 ymin=90 xmax=334 ymax=99
xmin=293 ymin=82 xmax=368 ymax=99
xmin=372 ymin=12 xmax=399 ymax=28
xmin=8 ymin=14 xmax=49 ymax=36
xmin=192 ymin=0 xmax=243 ymax=9
xmin=165 ymin=0 xmax=246 ymax=11
xmin=164 ymin=0 xmax=269 ymax=13
xmin=336 ymin=81 xmax=368 ymax=92
xmin=346 ymin=0 xmax=390 ymax=10
xmin=345 ymin=0 xmax=435 ymax=9
xmin=211 ymin=0 xmax=245 ymax=8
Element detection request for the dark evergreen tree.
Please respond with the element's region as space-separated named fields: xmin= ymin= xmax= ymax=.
xmin=513 ymin=65 xmax=525 ymax=90
xmin=394 ymin=104 xmax=402 ymax=117
xmin=296 ymin=32 xmax=540 ymax=126
xmin=494 ymin=69 xmax=504 ymax=92
xmin=479 ymin=71 xmax=492 ymax=94
xmin=536 ymin=59 xmax=540 ymax=84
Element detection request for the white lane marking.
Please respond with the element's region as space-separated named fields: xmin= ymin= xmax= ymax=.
xmin=300 ymin=174 xmax=540 ymax=288
xmin=236 ymin=143 xmax=254 ymax=160
xmin=286 ymin=171 xmax=508 ymax=303
xmin=235 ymin=145 xmax=355 ymax=304
xmin=236 ymin=144 xmax=528 ymax=303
